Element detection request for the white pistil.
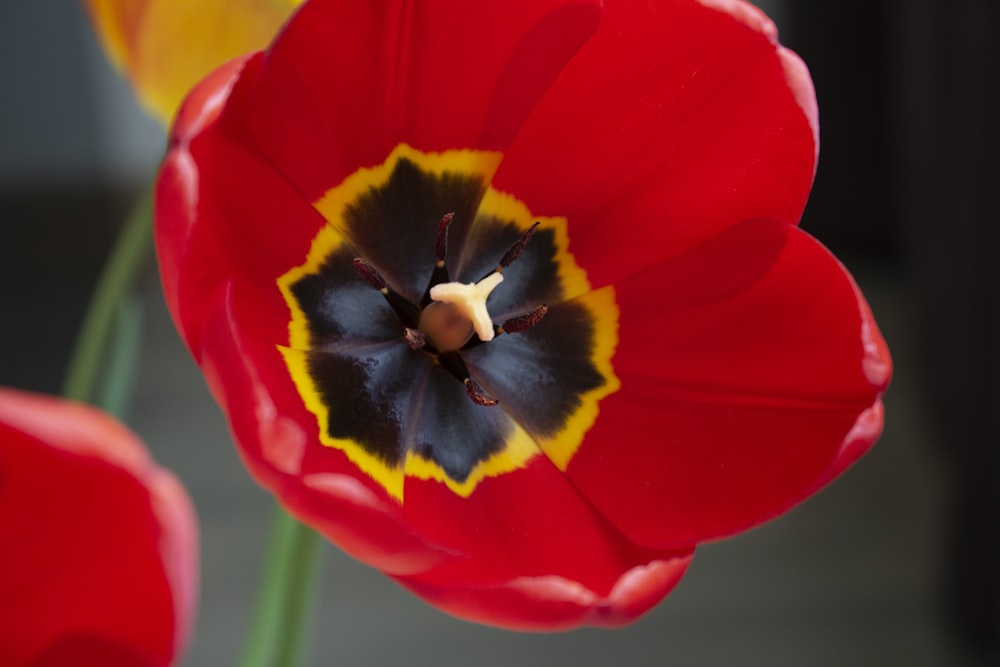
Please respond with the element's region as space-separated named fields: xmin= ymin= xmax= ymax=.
xmin=428 ymin=271 xmax=504 ymax=343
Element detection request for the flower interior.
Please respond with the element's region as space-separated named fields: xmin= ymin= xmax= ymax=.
xmin=278 ymin=144 xmax=621 ymax=500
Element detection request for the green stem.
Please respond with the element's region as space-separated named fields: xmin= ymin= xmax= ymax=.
xmin=95 ymin=294 xmax=144 ymax=418
xmin=62 ymin=188 xmax=154 ymax=409
xmin=241 ymin=506 xmax=323 ymax=667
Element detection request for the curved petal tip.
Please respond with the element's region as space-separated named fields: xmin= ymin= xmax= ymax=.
xmin=395 ymin=551 xmax=694 ymax=631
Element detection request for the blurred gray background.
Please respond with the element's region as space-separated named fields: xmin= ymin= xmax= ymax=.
xmin=1 ymin=1 xmax=997 ymax=665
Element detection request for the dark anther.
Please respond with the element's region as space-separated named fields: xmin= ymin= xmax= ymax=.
xmin=404 ymin=328 xmax=426 ymax=351
xmin=353 ymin=257 xmax=387 ymax=292
xmin=499 ymin=221 xmax=540 ymax=270
xmin=499 ymin=305 xmax=548 ymax=335
xmin=353 ymin=257 xmax=420 ymax=328
xmin=435 ymin=212 xmax=455 ymax=266
xmin=423 ymin=212 xmax=456 ymax=306
xmin=464 ymin=377 xmax=499 ymax=407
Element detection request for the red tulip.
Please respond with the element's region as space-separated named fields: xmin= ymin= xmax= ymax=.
xmin=155 ymin=0 xmax=890 ymax=629
xmin=0 ymin=388 xmax=198 ymax=665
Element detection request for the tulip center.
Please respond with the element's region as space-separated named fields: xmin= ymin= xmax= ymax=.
xmin=351 ymin=212 xmax=549 ymax=406
xmin=276 ymin=144 xmax=620 ymax=500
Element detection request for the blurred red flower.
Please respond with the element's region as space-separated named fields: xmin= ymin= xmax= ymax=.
xmin=0 ymin=388 xmax=198 ymax=666
xmin=156 ymin=0 xmax=890 ymax=629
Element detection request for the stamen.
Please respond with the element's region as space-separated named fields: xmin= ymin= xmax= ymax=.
xmin=428 ymin=271 xmax=504 ymax=343
xmin=464 ymin=377 xmax=499 ymax=407
xmin=499 ymin=305 xmax=548 ymax=335
xmin=498 ymin=221 xmax=539 ymax=271
xmin=404 ymin=328 xmax=426 ymax=351
xmin=435 ymin=212 xmax=454 ymax=267
xmin=353 ymin=257 xmax=387 ymax=292
xmin=423 ymin=212 xmax=456 ymax=307
xmin=353 ymin=257 xmax=420 ymax=328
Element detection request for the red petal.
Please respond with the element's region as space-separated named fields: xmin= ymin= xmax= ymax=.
xmin=562 ymin=219 xmax=890 ymax=549
xmin=157 ymin=53 xmax=331 ymax=353
xmin=246 ymin=0 xmax=601 ymax=200
xmin=30 ymin=634 xmax=162 ymax=667
xmin=393 ymin=554 xmax=692 ymax=631
xmin=0 ymin=389 xmax=197 ymax=667
xmin=397 ymin=457 xmax=691 ymax=628
xmin=196 ymin=284 xmax=451 ymax=576
xmin=156 ymin=54 xmax=251 ymax=354
xmin=493 ymin=0 xmax=818 ymax=289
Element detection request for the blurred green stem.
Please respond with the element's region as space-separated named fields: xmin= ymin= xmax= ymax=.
xmin=61 ymin=188 xmax=153 ymax=416
xmin=241 ymin=506 xmax=323 ymax=667
xmin=94 ymin=293 xmax=144 ymax=417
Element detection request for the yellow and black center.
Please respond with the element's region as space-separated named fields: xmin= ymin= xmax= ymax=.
xmin=278 ymin=144 xmax=620 ymax=500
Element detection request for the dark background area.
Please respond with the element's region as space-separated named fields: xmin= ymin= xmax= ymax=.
xmin=1 ymin=1 xmax=996 ymax=665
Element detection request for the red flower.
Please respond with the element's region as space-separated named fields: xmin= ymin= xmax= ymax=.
xmin=156 ymin=0 xmax=890 ymax=629
xmin=0 ymin=388 xmax=198 ymax=666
